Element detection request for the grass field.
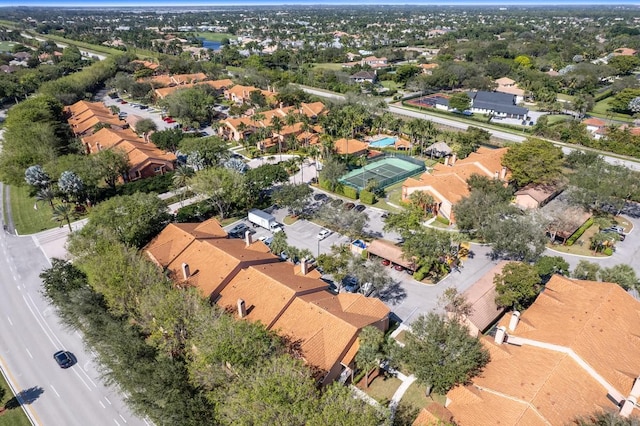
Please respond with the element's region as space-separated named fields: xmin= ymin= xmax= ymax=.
xmin=9 ymin=185 xmax=60 ymax=235
xmin=0 ymin=41 xmax=16 ymax=53
xmin=363 ymin=375 xmax=402 ymax=405
xmin=380 ymin=80 xmax=402 ymax=91
xmin=591 ymin=97 xmax=634 ymax=122
xmin=0 ymin=372 xmax=31 ymax=426
xmin=546 ymin=114 xmax=571 ymax=125
xmin=556 ymin=93 xmax=575 ymax=102
xmin=194 ymin=32 xmax=232 ymax=42
xmin=312 ymin=63 xmax=344 ymax=71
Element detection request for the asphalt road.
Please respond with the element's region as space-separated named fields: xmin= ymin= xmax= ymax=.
xmin=0 ymin=184 xmax=148 ymax=426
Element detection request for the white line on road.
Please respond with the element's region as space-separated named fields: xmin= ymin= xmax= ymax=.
xmin=22 ymin=295 xmax=57 ymax=347
xmin=143 ymin=418 xmax=151 ymax=426
xmin=72 ymin=368 xmax=92 ymax=391
xmin=50 ymin=384 xmax=60 ymax=397
xmin=7 ymin=316 xmax=12 ymax=326
xmin=99 ymin=400 xmax=105 ymax=409
xmin=119 ymin=414 xmax=127 ymax=423
xmin=25 ymin=348 xmax=33 ymax=359
xmin=113 ymin=419 xmax=121 ymax=426
xmin=105 ymin=396 xmax=112 ymax=405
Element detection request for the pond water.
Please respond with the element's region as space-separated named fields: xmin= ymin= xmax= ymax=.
xmin=197 ymin=38 xmax=221 ymax=51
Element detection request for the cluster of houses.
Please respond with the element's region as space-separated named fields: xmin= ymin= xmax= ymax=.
xmin=414 ymin=267 xmax=640 ymax=425
xmin=64 ymin=100 xmax=176 ymax=182
xmin=143 ymin=219 xmax=390 ymax=385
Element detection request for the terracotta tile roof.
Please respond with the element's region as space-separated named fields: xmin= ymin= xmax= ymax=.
xmin=171 ymin=72 xmax=207 ymax=84
xmin=413 ymin=404 xmax=454 ymax=426
xmin=451 ymin=147 xmax=509 ymax=179
xmin=613 ymin=48 xmax=637 ymax=56
xmin=499 ymin=275 xmax=640 ymax=399
xmin=495 ymin=77 xmax=516 ymax=85
xmin=458 ymin=261 xmax=507 ymax=334
xmin=271 ymin=297 xmax=359 ymax=372
xmin=132 ymin=60 xmax=160 ymax=70
xmin=366 ymin=239 xmax=417 ymax=270
xmin=298 ymin=101 xmax=325 ymax=118
xmin=296 ymin=131 xmax=320 ymax=145
xmin=515 ymin=184 xmax=560 ymax=204
xmin=300 ymin=291 xmax=390 ymax=329
xmin=419 ymin=63 xmax=439 ymax=70
xmin=496 ymin=85 xmax=525 ymax=97
xmin=447 ymin=275 xmax=640 ymax=425
xmin=340 ymin=339 xmax=359 ymax=366
xmin=81 ymin=128 xmax=176 ymax=174
xmin=143 ymin=74 xmax=174 ymax=87
xmin=334 ymin=138 xmax=368 ymax=155
xmin=217 ymin=262 xmax=328 ymax=328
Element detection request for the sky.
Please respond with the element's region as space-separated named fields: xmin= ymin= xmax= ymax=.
xmin=3 ymin=0 xmax=640 ymax=6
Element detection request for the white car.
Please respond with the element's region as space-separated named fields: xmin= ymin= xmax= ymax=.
xmin=317 ymin=229 xmax=331 ymax=240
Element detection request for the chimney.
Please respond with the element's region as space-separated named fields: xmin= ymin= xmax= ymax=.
xmin=494 ymin=171 xmax=499 ymax=179
xmin=444 ymin=156 xmax=450 ymax=166
xmin=181 ymin=263 xmax=190 ymax=280
xmin=494 ymin=326 xmax=506 ymax=345
xmin=500 ymin=166 xmax=507 ymax=180
xmin=244 ymin=230 xmax=253 ymax=246
xmin=300 ymin=258 xmax=307 ymax=276
xmin=450 ymin=153 xmax=457 ymax=165
xmin=621 ymin=376 xmax=640 ymax=417
xmin=237 ymin=299 xmax=246 ymax=318
xmin=96 ymin=142 xmax=102 ymax=151
xmin=508 ymin=311 xmax=520 ymax=332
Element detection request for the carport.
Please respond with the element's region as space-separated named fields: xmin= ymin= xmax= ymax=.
xmin=366 ymin=239 xmax=417 ymax=271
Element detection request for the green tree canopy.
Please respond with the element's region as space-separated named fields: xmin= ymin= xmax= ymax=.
xmin=189 ymin=167 xmax=244 ymax=219
xmin=501 ymin=138 xmax=564 ymax=187
xmin=448 ymin=92 xmax=471 ymax=112
xmin=272 ymin=183 xmax=312 ymax=216
xmin=400 ymin=313 xmax=490 ymax=395
xmin=494 ymin=262 xmax=542 ymax=310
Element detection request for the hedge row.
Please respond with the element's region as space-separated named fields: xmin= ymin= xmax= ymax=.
xmin=566 ymin=217 xmax=594 ymax=246
xmin=360 ymin=189 xmax=376 ymax=204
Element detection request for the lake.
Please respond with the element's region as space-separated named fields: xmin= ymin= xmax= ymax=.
xmin=198 ymin=38 xmax=221 ymax=51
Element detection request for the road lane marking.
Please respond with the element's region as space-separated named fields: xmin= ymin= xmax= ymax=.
xmin=119 ymin=414 xmax=127 ymax=423
xmin=50 ymin=384 xmax=60 ymax=397
xmin=7 ymin=316 xmax=12 ymax=326
xmin=113 ymin=419 xmax=121 ymax=426
xmin=22 ymin=295 xmax=57 ymax=347
xmin=105 ymin=396 xmax=112 ymax=405
xmin=99 ymin=400 xmax=105 ymax=408
xmin=25 ymin=348 xmax=33 ymax=359
xmin=72 ymin=368 xmax=91 ymax=391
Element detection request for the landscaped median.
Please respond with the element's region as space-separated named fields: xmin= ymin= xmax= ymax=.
xmin=0 ymin=369 xmax=31 ymax=426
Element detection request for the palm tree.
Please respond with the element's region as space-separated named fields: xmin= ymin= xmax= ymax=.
xmin=270 ymin=116 xmax=284 ymax=160
xmin=409 ymin=190 xmax=435 ymax=218
xmin=52 ymin=203 xmax=74 ymax=232
xmin=36 ymin=187 xmax=56 ymax=211
xmin=172 ymin=165 xmax=195 ymax=203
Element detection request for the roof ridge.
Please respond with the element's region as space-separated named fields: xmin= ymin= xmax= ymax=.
xmin=473 ymin=384 xmax=553 ymax=426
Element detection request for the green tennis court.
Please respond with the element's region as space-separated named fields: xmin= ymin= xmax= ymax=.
xmin=339 ymin=156 xmax=425 ymax=190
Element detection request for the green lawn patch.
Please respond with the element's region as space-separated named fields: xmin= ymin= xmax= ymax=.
xmin=556 ymin=93 xmax=575 ymax=102
xmin=0 ymin=372 xmax=32 ymax=426
xmin=380 ymin=80 xmax=402 ymax=91
xmin=547 ymin=224 xmax=610 ymax=257
xmin=591 ymin=98 xmax=634 ymax=123
xmin=0 ymin=41 xmax=16 ymax=52
xmin=194 ymin=32 xmax=232 ymax=42
xmin=312 ymin=63 xmax=344 ymax=71
xmin=402 ymin=382 xmax=446 ymax=410
xmin=362 ymin=374 xmax=402 ymax=405
xmin=9 ymin=186 xmax=60 ymax=235
xmin=283 ymin=215 xmax=298 ymax=225
xmin=546 ymin=114 xmax=571 ymax=125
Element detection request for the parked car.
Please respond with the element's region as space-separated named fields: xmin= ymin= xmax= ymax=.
xmin=602 ymin=227 xmax=625 ymax=240
xmin=381 ymin=259 xmax=391 ymax=266
xmin=139 ymin=105 xmax=149 ymax=110
xmin=394 ymin=264 xmax=404 ymax=272
xmin=229 ymin=223 xmax=249 ymax=236
xmin=119 ymin=100 xmax=128 ymax=104
xmin=53 ymin=350 xmax=74 ymax=369
xmin=343 ymin=276 xmax=359 ymax=293
xmin=313 ymin=193 xmax=328 ymax=202
xmin=344 ymin=202 xmax=356 ymax=210
xmin=317 ymin=229 xmax=332 ymax=240
xmin=330 ymin=199 xmax=343 ymax=208
xmin=354 ymin=204 xmax=366 ymax=212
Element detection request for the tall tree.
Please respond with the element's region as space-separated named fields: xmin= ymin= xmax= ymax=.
xmin=355 ymin=326 xmax=387 ymax=388
xmin=501 ymin=138 xmax=564 ymax=187
xmin=272 ymin=183 xmax=312 ymax=217
xmin=400 ymin=313 xmax=489 ymax=395
xmin=188 ymin=167 xmax=244 ymax=219
xmin=494 ymin=262 xmax=542 ymax=311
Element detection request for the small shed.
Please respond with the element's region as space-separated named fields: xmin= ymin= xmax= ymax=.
xmin=424 ymin=141 xmax=452 ymax=158
xmin=514 ymin=184 xmax=561 ymax=210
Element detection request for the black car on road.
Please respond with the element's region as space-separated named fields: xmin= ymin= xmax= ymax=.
xmin=54 ymin=350 xmax=74 ymax=369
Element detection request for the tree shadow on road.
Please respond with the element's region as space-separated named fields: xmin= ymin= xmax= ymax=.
xmin=4 ymin=386 xmax=44 ymax=409
xmin=377 ymin=281 xmax=407 ymax=305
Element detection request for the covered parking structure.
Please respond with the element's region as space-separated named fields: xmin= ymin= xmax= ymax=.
xmin=366 ymin=239 xmax=417 ymax=271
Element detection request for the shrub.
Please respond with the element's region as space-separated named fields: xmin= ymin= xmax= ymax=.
xmin=360 ymin=189 xmax=376 ymax=204
xmin=603 ymin=247 xmax=613 ymax=256
xmin=175 ymin=200 xmax=214 ymax=222
xmin=435 ymin=215 xmax=450 ymax=225
xmin=361 ymin=249 xmax=368 ymax=260
xmin=566 ymin=217 xmax=594 ymax=246
xmin=118 ymin=172 xmax=175 ymax=196
xmin=413 ymin=265 xmax=430 ymax=281
xmin=342 ymin=185 xmax=359 ymax=200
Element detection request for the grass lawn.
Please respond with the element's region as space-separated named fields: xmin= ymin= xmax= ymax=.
xmin=362 ymin=374 xmax=402 ymax=405
xmin=9 ymin=186 xmax=61 ymax=235
xmin=556 ymin=93 xmax=575 ymax=102
xmin=283 ymin=215 xmax=298 ymax=225
xmin=312 ymin=63 xmax=344 ymax=71
xmin=380 ymin=80 xmax=402 ymax=91
xmin=546 ymin=114 xmax=571 ymax=125
xmin=591 ymin=97 xmax=634 ymax=122
xmin=394 ymin=330 xmax=407 ymax=345
xmin=194 ymin=32 xmax=232 ymax=42
xmin=402 ymin=382 xmax=446 ymax=410
xmin=547 ymin=224 xmax=610 ymax=257
xmin=0 ymin=373 xmax=32 ymax=426
xmin=0 ymin=41 xmax=16 ymax=52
